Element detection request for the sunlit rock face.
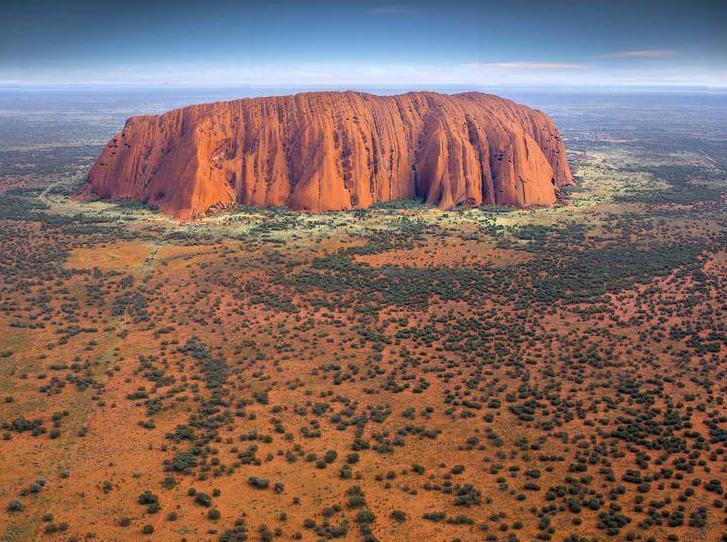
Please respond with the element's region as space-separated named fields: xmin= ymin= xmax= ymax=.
xmin=83 ymin=91 xmax=574 ymax=218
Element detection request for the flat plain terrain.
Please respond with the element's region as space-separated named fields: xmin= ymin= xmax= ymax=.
xmin=0 ymin=90 xmax=725 ymax=542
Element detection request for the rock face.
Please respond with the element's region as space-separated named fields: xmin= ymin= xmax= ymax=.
xmin=82 ymin=91 xmax=574 ymax=218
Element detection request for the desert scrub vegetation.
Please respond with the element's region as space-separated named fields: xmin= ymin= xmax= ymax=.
xmin=0 ymin=127 xmax=725 ymax=541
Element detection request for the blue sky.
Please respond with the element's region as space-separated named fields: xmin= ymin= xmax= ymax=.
xmin=1 ymin=0 xmax=725 ymax=87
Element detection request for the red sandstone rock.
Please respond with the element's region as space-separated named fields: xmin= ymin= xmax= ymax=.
xmin=81 ymin=91 xmax=574 ymax=218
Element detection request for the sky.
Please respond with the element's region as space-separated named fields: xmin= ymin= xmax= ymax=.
xmin=1 ymin=0 xmax=726 ymax=88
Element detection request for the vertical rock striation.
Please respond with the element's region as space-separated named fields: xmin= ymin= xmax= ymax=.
xmin=82 ymin=91 xmax=574 ymax=218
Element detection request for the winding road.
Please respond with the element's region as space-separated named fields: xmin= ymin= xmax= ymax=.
xmin=38 ymin=177 xmax=73 ymax=204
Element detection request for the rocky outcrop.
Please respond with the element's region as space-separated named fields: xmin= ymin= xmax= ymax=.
xmin=82 ymin=91 xmax=573 ymax=218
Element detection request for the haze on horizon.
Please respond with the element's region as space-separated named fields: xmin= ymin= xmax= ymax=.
xmin=1 ymin=0 xmax=726 ymax=89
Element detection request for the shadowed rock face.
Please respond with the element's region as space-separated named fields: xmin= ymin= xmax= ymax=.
xmin=82 ymin=91 xmax=574 ymax=218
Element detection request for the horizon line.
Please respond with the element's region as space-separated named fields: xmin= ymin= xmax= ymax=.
xmin=2 ymin=81 xmax=727 ymax=92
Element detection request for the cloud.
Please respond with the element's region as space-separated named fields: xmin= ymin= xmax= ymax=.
xmin=601 ymin=50 xmax=678 ymax=59
xmin=8 ymin=58 xmax=726 ymax=88
xmin=470 ymin=62 xmax=591 ymax=70
xmin=367 ymin=6 xmax=417 ymax=15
